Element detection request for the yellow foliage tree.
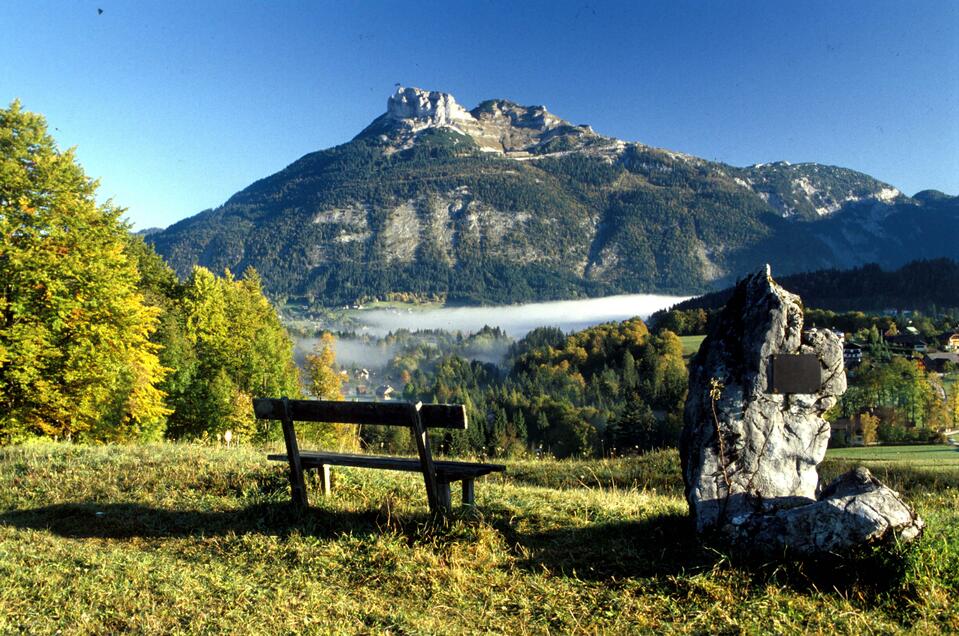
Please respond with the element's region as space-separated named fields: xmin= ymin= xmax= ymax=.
xmin=304 ymin=332 xmax=356 ymax=450
xmin=306 ymin=332 xmax=343 ymax=400
xmin=860 ymin=412 xmax=879 ymax=445
xmin=948 ymin=388 xmax=959 ymax=429
xmin=0 ymin=101 xmax=169 ymax=442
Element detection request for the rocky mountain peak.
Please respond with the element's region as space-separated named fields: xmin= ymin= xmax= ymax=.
xmin=149 ymin=86 xmax=958 ymax=307
xmin=386 ymin=86 xmax=473 ymax=127
xmin=470 ymin=99 xmax=561 ymax=131
xmin=359 ymin=87 xmax=620 ymax=160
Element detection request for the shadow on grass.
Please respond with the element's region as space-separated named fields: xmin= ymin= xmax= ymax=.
xmin=490 ymin=509 xmax=718 ymax=580
xmin=489 ymin=506 xmax=914 ymax=601
xmin=0 ymin=501 xmax=916 ymax=602
xmin=0 ymin=501 xmax=718 ymax=580
xmin=0 ymin=501 xmax=409 ymax=541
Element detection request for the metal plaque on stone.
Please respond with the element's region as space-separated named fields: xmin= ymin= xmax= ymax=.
xmin=768 ymin=354 xmax=822 ymax=394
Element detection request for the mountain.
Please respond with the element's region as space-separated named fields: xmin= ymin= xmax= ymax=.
xmin=148 ymin=86 xmax=959 ymax=305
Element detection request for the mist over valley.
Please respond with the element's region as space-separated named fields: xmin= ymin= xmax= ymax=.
xmin=292 ymin=292 xmax=687 ymax=381
xmin=353 ymin=293 xmax=688 ymax=340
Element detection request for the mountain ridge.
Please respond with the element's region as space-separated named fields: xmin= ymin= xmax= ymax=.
xmin=665 ymin=258 xmax=959 ymax=313
xmin=148 ymin=87 xmax=957 ymax=305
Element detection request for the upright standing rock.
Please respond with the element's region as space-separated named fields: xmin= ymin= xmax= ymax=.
xmin=681 ymin=265 xmax=922 ymax=555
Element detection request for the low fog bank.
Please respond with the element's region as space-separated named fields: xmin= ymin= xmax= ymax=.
xmin=293 ymin=293 xmax=688 ymax=371
xmin=294 ymin=337 xmax=399 ymax=369
xmin=359 ymin=293 xmax=688 ymax=339
xmin=294 ymin=334 xmax=511 ymax=370
xmin=460 ymin=341 xmax=511 ymax=365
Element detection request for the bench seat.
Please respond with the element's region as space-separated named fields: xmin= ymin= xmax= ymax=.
xmin=267 ymin=451 xmax=505 ymax=508
xmin=268 ymin=452 xmax=505 ymax=479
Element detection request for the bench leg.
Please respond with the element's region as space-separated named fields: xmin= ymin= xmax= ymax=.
xmin=437 ymin=480 xmax=452 ymax=513
xmin=280 ymin=406 xmax=308 ymax=510
xmin=320 ymin=464 xmax=331 ymax=496
xmin=462 ymin=479 xmax=475 ymax=507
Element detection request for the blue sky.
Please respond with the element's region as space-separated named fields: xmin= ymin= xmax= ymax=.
xmin=2 ymin=1 xmax=957 ymax=230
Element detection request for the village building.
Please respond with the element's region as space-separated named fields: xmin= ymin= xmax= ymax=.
xmin=923 ymin=352 xmax=959 ymax=373
xmin=885 ymin=333 xmax=928 ymax=353
xmin=843 ymin=342 xmax=863 ymax=367
xmin=830 ymin=416 xmax=864 ymax=447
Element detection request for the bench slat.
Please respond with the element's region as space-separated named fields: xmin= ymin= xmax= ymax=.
xmin=253 ymin=398 xmax=467 ymax=430
xmin=267 ymin=452 xmax=506 ymax=479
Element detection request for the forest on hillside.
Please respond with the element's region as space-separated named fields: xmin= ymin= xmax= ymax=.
xmin=669 ymin=259 xmax=959 ymax=314
xmin=147 ymin=118 xmax=959 ymax=307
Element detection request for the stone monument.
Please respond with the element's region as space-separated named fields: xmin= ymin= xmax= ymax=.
xmin=681 ymin=265 xmax=923 ymax=556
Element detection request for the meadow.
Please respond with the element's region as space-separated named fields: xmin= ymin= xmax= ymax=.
xmin=0 ymin=443 xmax=956 ymax=634
xmin=827 ymin=444 xmax=959 ymax=463
xmin=678 ymin=335 xmax=707 ymax=358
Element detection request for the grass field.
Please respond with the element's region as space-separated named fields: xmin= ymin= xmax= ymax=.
xmin=678 ymin=335 xmax=706 ymax=357
xmin=827 ymin=444 xmax=959 ymax=463
xmin=0 ymin=443 xmax=956 ymax=634
xmin=352 ymin=300 xmax=445 ymax=312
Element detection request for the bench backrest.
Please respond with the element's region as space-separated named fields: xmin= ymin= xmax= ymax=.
xmin=252 ymin=398 xmax=467 ymax=429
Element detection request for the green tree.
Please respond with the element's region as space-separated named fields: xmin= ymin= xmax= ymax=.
xmin=613 ymin=399 xmax=659 ymax=453
xmin=164 ymin=266 xmax=300 ymax=442
xmin=0 ymin=101 xmax=169 ymax=442
xmin=622 ymin=350 xmax=639 ymax=392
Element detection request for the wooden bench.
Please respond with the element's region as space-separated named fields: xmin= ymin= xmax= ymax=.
xmin=253 ymin=397 xmax=505 ymax=515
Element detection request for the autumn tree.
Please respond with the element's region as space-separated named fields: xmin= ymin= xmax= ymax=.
xmin=947 ymin=388 xmax=959 ymax=428
xmin=306 ymin=332 xmax=343 ymax=400
xmin=304 ymin=332 xmax=357 ymax=449
xmin=859 ymin=412 xmax=879 ymax=445
xmin=0 ymin=101 xmax=169 ymax=442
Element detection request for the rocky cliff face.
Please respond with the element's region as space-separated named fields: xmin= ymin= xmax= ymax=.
xmin=386 ymin=87 xmax=474 ymax=128
xmin=360 ymin=86 xmax=619 ymax=159
xmin=738 ymin=161 xmax=902 ymax=220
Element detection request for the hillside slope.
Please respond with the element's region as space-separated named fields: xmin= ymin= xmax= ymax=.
xmin=148 ymin=87 xmax=959 ymax=305
xmin=670 ymin=258 xmax=959 ymax=312
xmin=1 ymin=443 xmax=956 ymax=633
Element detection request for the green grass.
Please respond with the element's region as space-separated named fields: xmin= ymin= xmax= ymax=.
xmin=0 ymin=443 xmax=957 ymax=634
xmin=353 ymin=300 xmax=445 ymax=312
xmin=827 ymin=444 xmax=959 ymax=463
xmin=679 ymin=335 xmax=706 ymax=357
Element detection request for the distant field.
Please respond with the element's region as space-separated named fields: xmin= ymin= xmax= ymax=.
xmin=941 ymin=372 xmax=959 ymax=395
xmin=353 ymin=300 xmax=445 ymax=312
xmin=826 ymin=444 xmax=959 ymax=464
xmin=0 ymin=444 xmax=956 ymax=633
xmin=679 ymin=334 xmax=706 ymax=357
xmin=821 ymin=444 xmax=959 ymax=495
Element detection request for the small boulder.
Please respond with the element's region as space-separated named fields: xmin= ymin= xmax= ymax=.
xmin=727 ymin=467 xmax=923 ymax=556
